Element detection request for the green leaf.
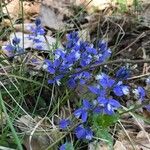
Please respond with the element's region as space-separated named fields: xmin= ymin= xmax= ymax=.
xmin=94 ymin=127 xmax=113 ymax=149
xmin=93 ymin=114 xmax=119 ymax=128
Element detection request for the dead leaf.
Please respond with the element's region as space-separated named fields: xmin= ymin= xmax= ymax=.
xmin=3 ymin=0 xmax=19 ymax=18
xmin=136 ymin=130 xmax=150 ymax=140
xmin=88 ymin=141 xmax=110 ymax=150
xmin=40 ymin=4 xmax=65 ymax=30
xmin=23 ymin=1 xmax=40 ymax=18
xmin=3 ymin=0 xmax=39 ymax=19
xmin=9 ymin=32 xmax=62 ymax=50
xmin=114 ymin=141 xmax=127 ymax=150
xmin=23 ymin=134 xmax=51 ymax=150
xmin=15 ymin=115 xmax=62 ymax=150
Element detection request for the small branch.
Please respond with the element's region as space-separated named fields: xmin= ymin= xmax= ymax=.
xmin=71 ymin=59 xmax=150 ymax=75
xmin=115 ymin=32 xmax=146 ymax=56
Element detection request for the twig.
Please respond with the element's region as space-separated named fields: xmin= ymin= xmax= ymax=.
xmin=128 ymin=72 xmax=150 ymax=80
xmin=115 ymin=32 xmax=146 ymax=56
xmin=71 ymin=58 xmax=150 ymax=75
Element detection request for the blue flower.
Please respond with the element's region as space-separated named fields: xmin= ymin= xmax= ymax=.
xmin=98 ymin=40 xmax=108 ymax=52
xmin=66 ymin=32 xmax=79 ymax=49
xmin=54 ymin=49 xmax=66 ymax=59
xmin=97 ymin=97 xmax=121 ymax=115
xmin=116 ymin=66 xmax=130 ymax=79
xmin=59 ymin=143 xmax=74 ymax=150
xmin=99 ymin=49 xmax=111 ymax=62
xmin=12 ymin=37 xmax=20 ymax=46
xmin=98 ymin=73 xmax=115 ymax=89
xmin=34 ymin=45 xmax=43 ymax=50
xmin=144 ymin=105 xmax=150 ymax=112
xmin=44 ymin=59 xmax=55 ymax=74
xmin=35 ymin=26 xmax=45 ymax=35
xmin=88 ymin=86 xmax=106 ymax=97
xmin=29 ymin=19 xmax=45 ymax=36
xmin=59 ymin=143 xmax=66 ymax=150
xmin=59 ymin=119 xmax=70 ymax=129
xmin=86 ymin=46 xmax=97 ymax=55
xmin=67 ymin=78 xmax=76 ymax=88
xmin=97 ymin=40 xmax=112 ymax=62
xmin=75 ymin=125 xmax=93 ymax=140
xmin=35 ymin=18 xmax=41 ymax=27
xmin=133 ymin=86 xmax=145 ymax=101
xmin=4 ymin=44 xmax=15 ymax=51
xmin=74 ymin=71 xmax=91 ymax=85
xmin=74 ymin=108 xmax=88 ymax=122
xmin=80 ymin=53 xmax=92 ymax=67
xmin=48 ymin=75 xmax=64 ymax=85
xmin=66 ymin=32 xmax=79 ymax=42
xmin=88 ymin=86 xmax=101 ymax=94
xmin=74 ymin=99 xmax=92 ymax=122
xmin=3 ymin=37 xmax=23 ymax=56
xmin=113 ymin=81 xmax=129 ymax=96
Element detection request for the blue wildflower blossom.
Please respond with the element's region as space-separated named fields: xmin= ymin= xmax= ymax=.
xmin=88 ymin=86 xmax=106 ymax=97
xmin=74 ymin=71 xmax=91 ymax=85
xmin=74 ymin=99 xmax=92 ymax=122
xmin=80 ymin=52 xmax=92 ymax=67
xmin=97 ymin=40 xmax=112 ymax=62
xmin=97 ymin=97 xmax=121 ymax=115
xmin=88 ymin=86 xmax=101 ymax=95
xmin=67 ymin=78 xmax=77 ymax=88
xmin=28 ymin=18 xmax=45 ymax=41
xmin=59 ymin=143 xmax=66 ymax=150
xmin=48 ymin=75 xmax=64 ymax=85
xmin=12 ymin=37 xmax=20 ymax=46
xmin=86 ymin=46 xmax=97 ymax=55
xmin=98 ymin=40 xmax=108 ymax=52
xmin=54 ymin=49 xmax=66 ymax=59
xmin=133 ymin=86 xmax=145 ymax=101
xmin=59 ymin=119 xmax=70 ymax=129
xmin=3 ymin=37 xmax=23 ymax=56
xmin=66 ymin=31 xmax=79 ymax=42
xmin=74 ymin=107 xmax=88 ymax=122
xmin=35 ymin=18 xmax=41 ymax=27
xmin=4 ymin=44 xmax=15 ymax=51
xmin=44 ymin=59 xmax=56 ymax=74
xmin=99 ymin=49 xmax=111 ymax=62
xmin=144 ymin=105 xmax=150 ymax=112
xmin=75 ymin=125 xmax=93 ymax=140
xmin=113 ymin=81 xmax=129 ymax=96
xmin=116 ymin=66 xmax=130 ymax=79
xmin=59 ymin=143 xmax=74 ymax=150
xmin=66 ymin=32 xmax=79 ymax=49
xmin=98 ymin=73 xmax=115 ymax=89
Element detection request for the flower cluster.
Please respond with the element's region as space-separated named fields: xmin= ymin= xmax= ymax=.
xmin=3 ymin=18 xmax=46 ymax=57
xmin=44 ymin=32 xmax=111 ymax=88
xmin=58 ymin=66 xmax=147 ymax=148
xmin=2 ymin=18 xmax=148 ymax=150
xmin=3 ymin=37 xmax=23 ymax=57
xmin=58 ymin=68 xmax=132 ymax=144
xmin=28 ymin=18 xmax=45 ymax=50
